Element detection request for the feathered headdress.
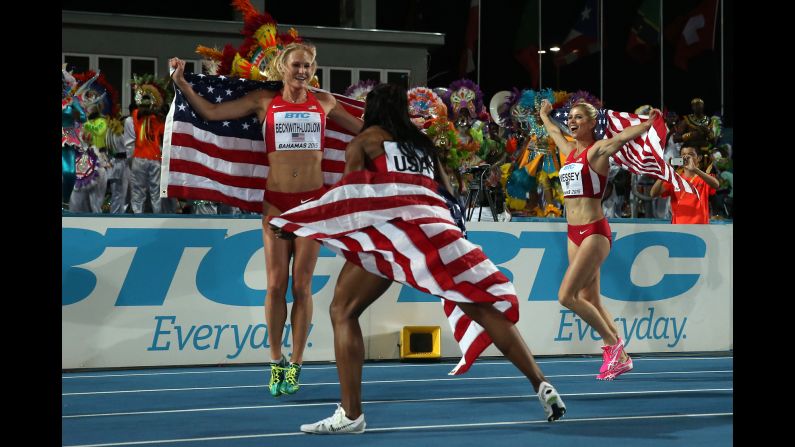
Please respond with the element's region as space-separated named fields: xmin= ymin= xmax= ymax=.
xmin=407 ymin=87 xmax=447 ymax=121
xmin=344 ymin=79 xmax=381 ymax=101
xmin=566 ymin=90 xmax=603 ymax=109
xmin=425 ymin=117 xmax=463 ymax=169
xmin=130 ymin=74 xmax=171 ymax=110
xmin=195 ymin=0 xmax=305 ymax=81
xmin=73 ymin=70 xmax=120 ymax=117
xmin=62 ymin=64 xmax=79 ymax=100
xmin=515 ymin=88 xmax=555 ymax=140
xmin=444 ymin=78 xmax=484 ymax=120
xmin=552 ymin=90 xmax=572 ymax=108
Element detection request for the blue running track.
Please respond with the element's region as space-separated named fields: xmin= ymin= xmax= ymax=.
xmin=62 ymin=354 xmax=732 ymax=447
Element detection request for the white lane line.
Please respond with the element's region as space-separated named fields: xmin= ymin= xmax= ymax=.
xmin=62 ymin=370 xmax=733 ymax=396
xmin=62 ymin=356 xmax=733 ymax=379
xmin=63 ymin=412 xmax=733 ymax=446
xmin=63 ymin=388 xmax=733 ymax=418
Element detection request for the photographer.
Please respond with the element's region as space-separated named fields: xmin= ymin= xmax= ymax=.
xmin=650 ymin=144 xmax=719 ymax=224
xmin=707 ymin=147 xmax=733 ymax=219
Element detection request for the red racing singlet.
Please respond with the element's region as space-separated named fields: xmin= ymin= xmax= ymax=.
xmin=559 ymin=144 xmax=607 ymax=199
xmin=365 ymin=141 xmax=435 ymax=179
xmin=263 ymin=91 xmax=326 ymax=154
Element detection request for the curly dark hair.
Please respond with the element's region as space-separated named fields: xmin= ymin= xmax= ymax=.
xmin=362 ymin=83 xmax=438 ymax=168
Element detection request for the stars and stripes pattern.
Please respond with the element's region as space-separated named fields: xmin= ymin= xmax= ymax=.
xmin=554 ymin=0 xmax=600 ymax=66
xmin=269 ymin=169 xmax=519 ymax=375
xmin=551 ymin=106 xmax=697 ymax=194
xmin=161 ymin=72 xmax=364 ymax=212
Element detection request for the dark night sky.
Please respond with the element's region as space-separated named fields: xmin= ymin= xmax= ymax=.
xmin=62 ymin=0 xmax=732 ymax=124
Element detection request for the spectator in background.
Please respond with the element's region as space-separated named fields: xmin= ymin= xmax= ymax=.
xmin=708 ymin=149 xmax=733 ymax=219
xmin=650 ymin=144 xmax=719 ymax=224
xmin=681 ymin=98 xmax=714 ymax=149
xmin=651 ymin=112 xmax=684 ymax=220
xmin=121 ymin=103 xmax=137 ymax=212
xmin=106 ymin=103 xmax=135 ymax=213
xmin=129 ymin=81 xmax=166 ymax=214
xmin=62 ymin=67 xmax=87 ymax=208
xmin=718 ymin=169 xmax=733 ymax=217
xmin=69 ymin=130 xmax=110 ymax=213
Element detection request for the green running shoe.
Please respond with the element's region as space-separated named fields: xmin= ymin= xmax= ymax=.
xmin=280 ymin=362 xmax=302 ymax=395
xmin=268 ymin=356 xmax=287 ymax=397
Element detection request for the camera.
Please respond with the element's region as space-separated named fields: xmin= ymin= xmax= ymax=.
xmin=670 ymin=157 xmax=684 ymax=166
xmin=462 ymin=164 xmax=490 ymax=175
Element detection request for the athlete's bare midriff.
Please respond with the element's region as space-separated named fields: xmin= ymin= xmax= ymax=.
xmin=564 ymin=196 xmax=605 ymax=225
xmin=266 ymin=151 xmax=324 ymax=193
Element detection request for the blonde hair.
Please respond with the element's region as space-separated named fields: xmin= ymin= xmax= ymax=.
xmin=571 ymin=101 xmax=598 ymax=121
xmin=266 ymin=42 xmax=318 ymax=81
xmin=570 ymin=101 xmax=599 ymax=138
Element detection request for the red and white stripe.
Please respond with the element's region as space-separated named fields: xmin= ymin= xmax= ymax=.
xmin=270 ymin=170 xmax=519 ymax=375
xmin=161 ymin=91 xmax=364 ymax=212
xmin=606 ymin=110 xmax=697 ymax=195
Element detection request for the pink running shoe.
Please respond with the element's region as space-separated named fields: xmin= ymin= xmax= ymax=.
xmin=597 ymin=354 xmax=633 ymax=380
xmin=599 ymin=338 xmax=625 ymax=373
xmin=599 ymin=345 xmax=611 ymax=373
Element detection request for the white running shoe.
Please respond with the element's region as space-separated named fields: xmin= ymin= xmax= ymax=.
xmin=537 ymin=381 xmax=566 ymax=422
xmin=300 ymin=404 xmax=366 ymax=434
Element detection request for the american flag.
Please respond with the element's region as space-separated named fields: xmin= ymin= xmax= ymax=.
xmin=269 ymin=170 xmax=519 ymax=375
xmin=161 ymin=72 xmax=364 ymax=212
xmin=551 ymin=105 xmax=698 ymax=194
xmin=555 ymin=0 xmax=600 ymax=66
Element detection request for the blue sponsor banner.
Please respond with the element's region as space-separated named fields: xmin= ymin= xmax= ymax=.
xmin=62 ymin=217 xmax=732 ymax=367
xmin=64 ymin=226 xmax=709 ymax=306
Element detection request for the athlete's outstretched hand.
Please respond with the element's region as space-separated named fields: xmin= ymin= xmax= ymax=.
xmin=169 ymin=57 xmax=187 ymax=87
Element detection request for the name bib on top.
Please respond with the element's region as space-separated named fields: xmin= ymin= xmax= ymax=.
xmin=559 ymin=162 xmax=584 ymax=197
xmin=384 ymin=141 xmax=435 ymax=178
xmin=273 ymin=111 xmax=322 ymax=151
xmin=384 ymin=141 xmax=434 ymax=179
